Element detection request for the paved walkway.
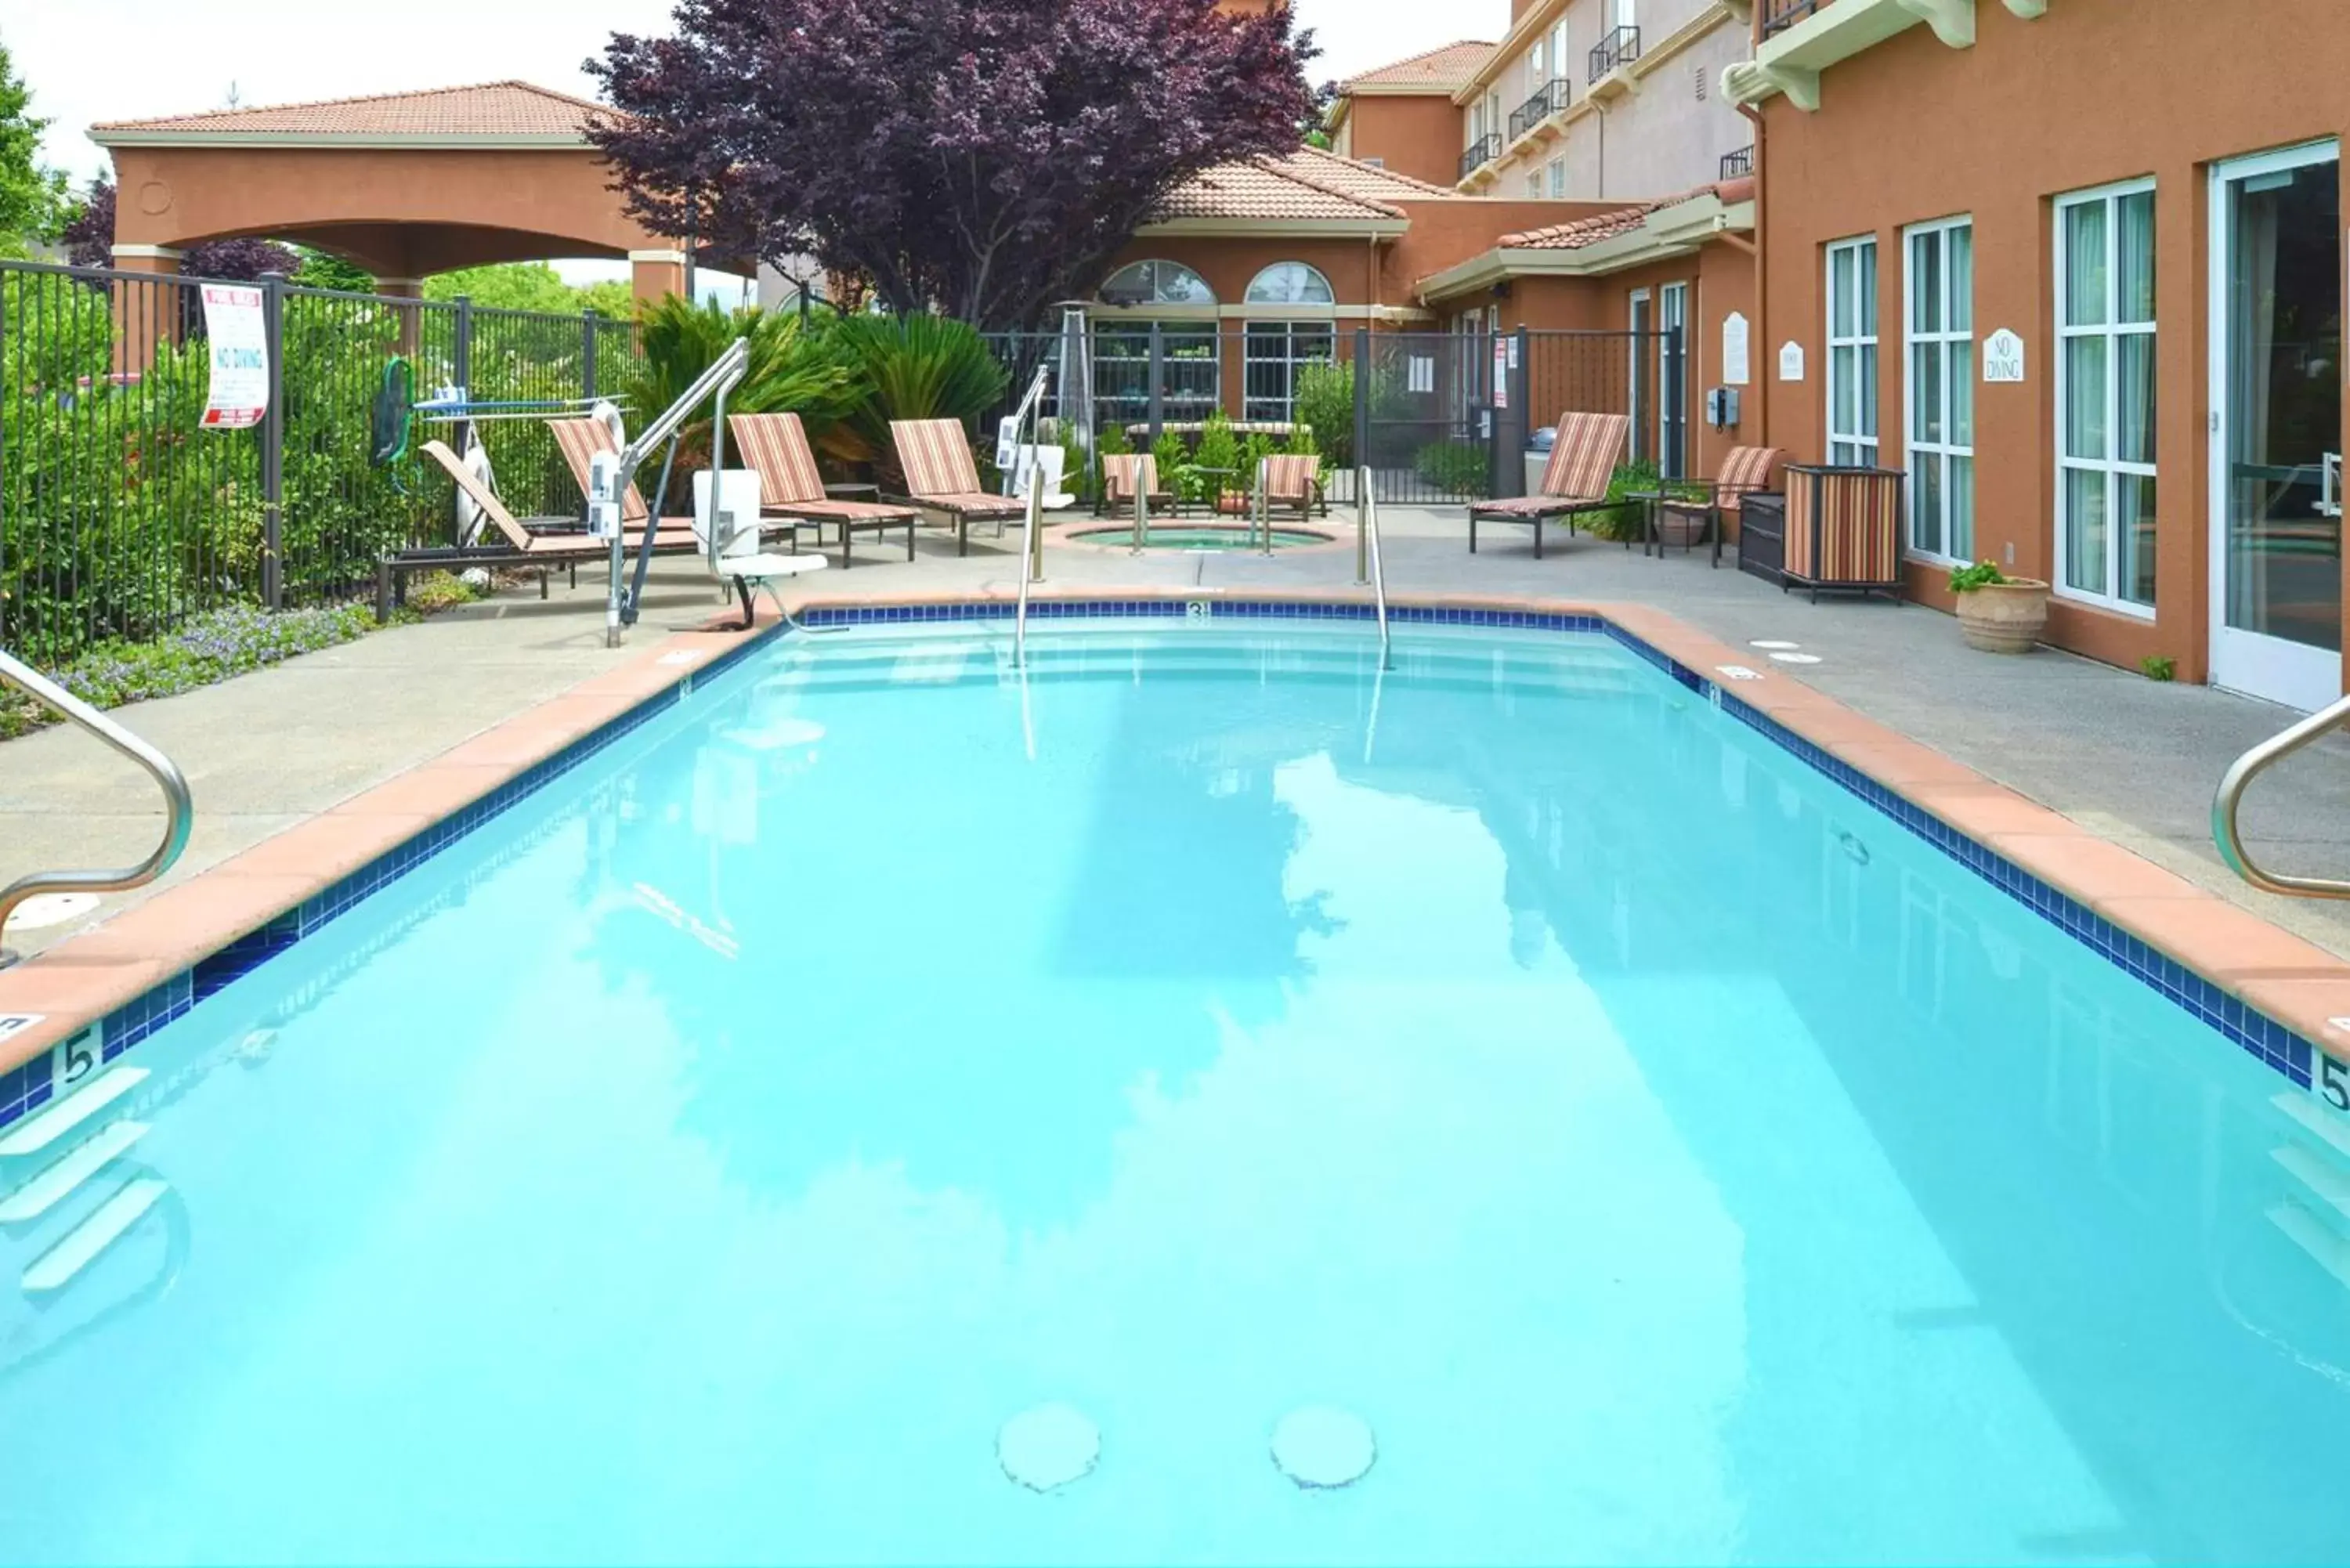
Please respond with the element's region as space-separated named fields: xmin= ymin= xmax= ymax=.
xmin=6 ymin=508 xmax=2348 ymax=959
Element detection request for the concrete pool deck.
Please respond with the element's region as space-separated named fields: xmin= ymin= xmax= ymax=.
xmin=9 ymin=504 xmax=2348 ymax=966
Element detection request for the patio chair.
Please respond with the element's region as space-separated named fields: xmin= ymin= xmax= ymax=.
xmin=1467 ymin=412 xmax=1630 ymax=558
xmin=548 ymin=417 xmax=692 ymax=529
xmin=1259 ymin=454 xmax=1326 ymax=522
xmin=728 ymin=411 xmax=920 ymax=569
xmin=1652 ymin=445 xmax=1784 ymax=567
xmin=1098 ymin=453 xmax=1177 ymax=518
xmin=888 ymin=418 xmax=1030 ymax=555
xmin=376 ymin=440 xmax=700 ymax=620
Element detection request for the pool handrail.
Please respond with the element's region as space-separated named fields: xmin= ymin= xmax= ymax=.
xmin=1014 ymin=462 xmax=1043 ymax=670
xmin=601 ymin=336 xmax=753 ymax=647
xmin=1360 ymin=465 xmax=1391 ymax=672
xmin=2213 ymin=690 xmax=2350 ymax=899
xmin=0 ymin=645 xmax=194 ymax=966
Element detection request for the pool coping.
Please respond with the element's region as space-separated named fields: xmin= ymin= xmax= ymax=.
xmin=2 ymin=583 xmax=2347 ymax=1129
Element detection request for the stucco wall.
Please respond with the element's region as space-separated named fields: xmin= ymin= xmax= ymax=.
xmin=106 ymin=146 xmax=663 ymax=277
xmin=1755 ymin=0 xmax=2350 ymax=680
xmin=1344 ymin=96 xmax=1471 ymax=191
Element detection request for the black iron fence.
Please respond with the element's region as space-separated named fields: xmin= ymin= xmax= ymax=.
xmin=1762 ymin=0 xmax=1831 ymax=36
xmin=1509 ymin=78 xmax=1572 ymax=142
xmin=979 ymin=323 xmax=1685 ymax=509
xmin=1721 ymin=145 xmax=1755 ymax=181
xmin=1459 ymin=134 xmax=1502 ymax=182
xmin=0 ymin=258 xmax=638 ymax=668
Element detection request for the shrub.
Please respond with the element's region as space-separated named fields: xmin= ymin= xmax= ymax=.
xmin=1581 ymin=458 xmax=1668 ymax=543
xmin=1293 ymin=361 xmax=1351 ymax=468
xmin=1192 ymin=414 xmax=1240 ymax=506
xmin=624 ymin=296 xmax=860 ymax=475
xmin=1413 ymin=441 xmax=1491 ymax=499
xmin=1949 ymin=560 xmax=2008 ymax=592
xmin=824 ymin=313 xmax=1009 ymax=478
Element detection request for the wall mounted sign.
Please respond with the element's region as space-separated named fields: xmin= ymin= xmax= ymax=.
xmin=1722 ymin=312 xmax=1752 ymax=385
xmin=1777 ymin=341 xmax=1806 ymax=382
xmin=1492 ymin=339 xmax=1510 ymax=410
xmin=199 ymin=284 xmax=269 ymax=429
xmin=1982 ymin=328 xmax=2026 ymax=382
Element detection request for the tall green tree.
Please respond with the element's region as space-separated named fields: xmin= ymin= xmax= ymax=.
xmin=423 ymin=262 xmax=633 ymax=319
xmin=0 ymin=37 xmax=69 ymax=256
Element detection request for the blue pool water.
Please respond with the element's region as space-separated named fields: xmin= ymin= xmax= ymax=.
xmin=3 ymin=619 xmax=2349 ymax=1564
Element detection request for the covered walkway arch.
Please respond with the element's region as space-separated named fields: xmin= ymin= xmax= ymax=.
xmin=89 ymin=81 xmax=685 ymax=302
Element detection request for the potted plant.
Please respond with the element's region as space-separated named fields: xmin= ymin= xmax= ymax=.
xmin=1949 ymin=561 xmax=2051 ymax=653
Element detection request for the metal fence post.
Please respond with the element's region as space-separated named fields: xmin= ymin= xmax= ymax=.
xmin=1352 ymin=326 xmax=1371 ymax=491
xmin=1495 ymin=327 xmax=1531 ymax=501
xmin=581 ymin=309 xmax=599 ymax=403
xmin=1147 ymin=322 xmax=1165 ymax=448
xmin=451 ymin=293 xmax=474 ymax=543
xmin=259 ymin=270 xmax=287 ymax=610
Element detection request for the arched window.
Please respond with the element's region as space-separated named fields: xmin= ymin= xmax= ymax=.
xmin=1098 ymin=260 xmax=1217 ymax=308
xmin=1244 ymin=262 xmax=1336 ymax=306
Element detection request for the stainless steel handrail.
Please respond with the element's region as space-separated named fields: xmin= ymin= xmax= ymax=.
xmin=2214 ymin=692 xmax=2350 ymax=898
xmin=1360 ymin=465 xmax=1391 ymax=672
xmin=0 ymin=647 xmax=194 ymax=963
xmin=1014 ymin=464 xmax=1043 ymax=670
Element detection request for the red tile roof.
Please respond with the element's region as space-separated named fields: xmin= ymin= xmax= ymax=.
xmin=1154 ymin=146 xmax=1455 ymax=222
xmin=91 ymin=81 xmax=609 ymax=142
xmin=1499 ymin=177 xmax=1756 ymax=248
xmin=1342 ymin=41 xmax=1499 ymax=94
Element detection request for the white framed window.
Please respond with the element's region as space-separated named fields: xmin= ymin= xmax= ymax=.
xmin=1098 ymin=260 xmax=1217 ymax=308
xmin=1629 ymin=287 xmax=1652 ymax=463
xmin=1658 ymin=280 xmax=1687 ymax=477
xmin=1526 ymin=172 xmax=1542 ymax=199
xmin=1529 ymin=39 xmax=1546 ymax=85
xmin=1548 ymin=159 xmax=1566 ymax=198
xmin=1553 ymin=20 xmax=1570 ymax=76
xmin=1361 ymin=156 xmax=1385 ymax=169
xmin=1245 ymin=262 xmax=1335 ymax=306
xmin=1245 ymin=321 xmax=1336 ymax=421
xmin=1825 ymin=235 xmax=1879 ymax=466
xmin=2055 ymin=179 xmax=2157 ymax=614
xmin=1904 ymin=216 xmax=1974 ymax=562
xmin=1613 ymin=0 xmax=1636 ymax=28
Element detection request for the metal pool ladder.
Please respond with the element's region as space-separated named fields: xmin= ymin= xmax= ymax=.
xmin=1357 ymin=466 xmax=1392 ymax=671
xmin=1013 ymin=463 xmax=1045 ymax=670
xmin=0 ymin=645 xmax=193 ymax=966
xmin=2213 ymin=691 xmax=2350 ymax=898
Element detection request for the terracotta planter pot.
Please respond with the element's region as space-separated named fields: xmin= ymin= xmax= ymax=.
xmin=1955 ymin=578 xmax=2051 ymax=653
xmin=1658 ymin=511 xmax=1709 ymax=549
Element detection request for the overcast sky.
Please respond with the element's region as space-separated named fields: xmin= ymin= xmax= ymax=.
xmin=5 ymin=0 xmax=1497 ymax=182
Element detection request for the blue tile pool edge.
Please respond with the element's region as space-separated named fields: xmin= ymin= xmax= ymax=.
xmin=0 ymin=597 xmax=2326 ymax=1132
xmin=0 ymin=623 xmax=787 ymax=1130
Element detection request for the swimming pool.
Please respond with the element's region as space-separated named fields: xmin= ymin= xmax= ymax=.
xmin=3 ymin=612 xmax=2348 ymax=1563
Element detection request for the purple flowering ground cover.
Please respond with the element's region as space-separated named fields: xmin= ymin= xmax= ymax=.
xmin=5 ymin=601 xmax=393 ymax=740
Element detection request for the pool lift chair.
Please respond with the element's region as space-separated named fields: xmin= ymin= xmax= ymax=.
xmin=591 ymin=338 xmax=826 ymax=646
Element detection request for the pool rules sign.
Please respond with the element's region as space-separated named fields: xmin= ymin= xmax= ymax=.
xmin=199 ymin=284 xmax=269 ymax=429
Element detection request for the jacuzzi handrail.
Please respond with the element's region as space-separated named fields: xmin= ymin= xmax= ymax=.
xmin=1360 ymin=466 xmax=1391 ymax=673
xmin=2214 ymin=691 xmax=2350 ymax=899
xmin=0 ymin=644 xmax=193 ymax=965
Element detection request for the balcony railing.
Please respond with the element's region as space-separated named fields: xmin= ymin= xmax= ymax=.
xmin=1720 ymin=145 xmax=1755 ymax=180
xmin=1458 ymin=134 xmax=1502 ymax=182
xmin=1762 ymin=0 xmax=1832 ymax=36
xmin=1589 ymin=24 xmax=1641 ymax=82
xmin=1507 ymin=78 xmax=1571 ymax=142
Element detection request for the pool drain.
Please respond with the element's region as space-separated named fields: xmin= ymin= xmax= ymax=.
xmin=998 ymin=1404 xmax=1099 ymax=1492
xmin=1271 ymin=1407 xmax=1376 ymax=1489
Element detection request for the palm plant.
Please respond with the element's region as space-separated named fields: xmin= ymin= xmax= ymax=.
xmin=620 ymin=296 xmax=862 ymax=477
xmin=822 ymin=314 xmax=1010 ymax=477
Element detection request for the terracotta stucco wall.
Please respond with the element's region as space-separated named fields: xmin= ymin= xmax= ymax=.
xmin=107 ymin=146 xmax=663 ymax=276
xmin=1344 ymin=96 xmax=1470 ymax=192
xmin=1757 ymin=0 xmax=2350 ymax=681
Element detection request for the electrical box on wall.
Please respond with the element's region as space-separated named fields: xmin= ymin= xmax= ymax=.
xmin=1705 ymin=387 xmax=1741 ymax=431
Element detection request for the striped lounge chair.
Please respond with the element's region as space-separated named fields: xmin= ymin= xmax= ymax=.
xmin=1099 ymin=453 xmax=1176 ymax=518
xmin=548 ymin=417 xmax=692 ymax=529
xmin=1781 ymin=464 xmax=1905 ymax=602
xmin=888 ymin=418 xmax=1029 ymax=556
xmin=1259 ymin=454 xmax=1325 ymax=522
xmin=728 ymin=412 xmax=920 ymax=569
xmin=1654 ymin=445 xmax=1784 ymax=567
xmin=1468 ymin=412 xmax=1630 ymax=558
xmin=374 ymin=440 xmax=701 ymax=620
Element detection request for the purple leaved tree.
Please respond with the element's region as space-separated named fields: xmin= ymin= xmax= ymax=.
xmin=63 ymin=179 xmax=297 ymax=280
xmin=587 ymin=0 xmax=1317 ymax=328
